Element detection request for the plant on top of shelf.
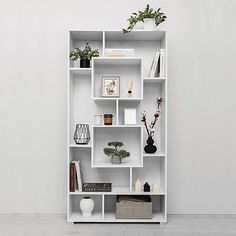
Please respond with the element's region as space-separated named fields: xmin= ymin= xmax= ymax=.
xmin=141 ymin=97 xmax=163 ymax=154
xmin=122 ymin=4 xmax=167 ymax=33
xmin=69 ymin=42 xmax=99 ymax=68
xmin=103 ymin=141 xmax=130 ymax=165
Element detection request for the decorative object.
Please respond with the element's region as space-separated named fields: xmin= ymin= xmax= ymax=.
xmin=103 ymin=142 xmax=130 ymax=164
xmin=124 ymin=109 xmax=137 ymax=125
xmin=102 ymin=76 xmax=120 ymax=97
xmin=73 ymin=124 xmax=90 ymax=145
xmin=144 ymin=182 xmax=150 ymax=192
xmin=94 ymin=114 xmax=103 ymax=125
xmin=135 ymin=178 xmax=142 ymax=192
xmin=122 ymin=4 xmax=167 ymax=33
xmin=141 ymin=97 xmax=163 ymax=153
xmin=82 ymin=183 xmax=112 ymax=192
xmin=152 ymin=183 xmax=160 ymax=192
xmin=69 ymin=42 xmax=99 ymax=68
xmin=104 ymin=48 xmax=134 ymax=58
xmin=125 ymin=81 xmax=134 ymax=97
xmin=80 ymin=197 xmax=95 ymax=218
xmin=116 ymin=195 xmax=152 ymax=219
xmin=104 ymin=114 xmax=113 ymax=125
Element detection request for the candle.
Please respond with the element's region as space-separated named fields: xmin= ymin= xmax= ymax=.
xmin=152 ymin=183 xmax=160 ymax=192
xmin=135 ymin=178 xmax=142 ymax=192
xmin=94 ymin=114 xmax=103 ymax=125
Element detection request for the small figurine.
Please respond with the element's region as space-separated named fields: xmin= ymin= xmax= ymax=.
xmin=152 ymin=183 xmax=160 ymax=192
xmin=144 ymin=182 xmax=150 ymax=192
xmin=135 ymin=178 xmax=142 ymax=192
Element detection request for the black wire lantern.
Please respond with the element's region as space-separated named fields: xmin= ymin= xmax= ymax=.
xmin=73 ymin=124 xmax=90 ymax=145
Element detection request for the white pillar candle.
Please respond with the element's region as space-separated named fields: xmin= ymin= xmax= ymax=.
xmin=135 ymin=178 xmax=142 ymax=192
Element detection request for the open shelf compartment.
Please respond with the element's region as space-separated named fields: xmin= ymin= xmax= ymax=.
xmin=92 ymin=126 xmax=143 ymax=168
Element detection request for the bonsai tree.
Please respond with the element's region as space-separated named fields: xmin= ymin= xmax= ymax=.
xmin=69 ymin=42 xmax=99 ymax=68
xmin=103 ymin=142 xmax=130 ymax=164
xmin=122 ymin=4 xmax=167 ymax=33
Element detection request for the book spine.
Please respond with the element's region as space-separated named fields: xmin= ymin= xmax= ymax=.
xmin=160 ymin=49 xmax=165 ymax=77
xmin=70 ymin=163 xmax=75 ymax=192
xmin=104 ymin=49 xmax=134 ymax=53
xmin=150 ymin=52 xmax=159 ymax=78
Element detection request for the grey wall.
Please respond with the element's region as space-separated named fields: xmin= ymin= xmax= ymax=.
xmin=0 ymin=0 xmax=236 ymax=214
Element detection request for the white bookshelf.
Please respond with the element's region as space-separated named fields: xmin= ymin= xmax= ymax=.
xmin=68 ymin=30 xmax=167 ymax=223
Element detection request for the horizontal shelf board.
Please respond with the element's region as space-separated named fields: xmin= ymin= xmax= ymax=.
xmin=69 ymin=67 xmax=92 ymax=75
xmin=93 ymin=97 xmax=143 ymax=101
xmin=93 ymin=125 xmax=142 ymax=128
xmin=70 ymin=186 xmax=165 ymax=196
xmin=93 ymin=57 xmax=142 ymax=66
xmin=105 ymin=30 xmax=166 ymax=41
xmin=92 ymin=162 xmax=142 ymax=168
xmin=143 ymin=153 xmax=165 ymax=157
xmin=69 ymin=144 xmax=92 ymax=148
xmin=104 ymin=211 xmax=165 ymax=223
xmin=69 ymin=212 xmax=103 ymax=222
xmin=143 ymin=77 xmax=166 ymax=83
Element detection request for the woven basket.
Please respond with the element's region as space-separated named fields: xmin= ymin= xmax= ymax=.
xmin=116 ymin=201 xmax=152 ymax=219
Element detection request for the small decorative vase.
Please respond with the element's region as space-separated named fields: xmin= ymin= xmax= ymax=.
xmin=144 ymin=136 xmax=157 ymax=153
xmin=143 ymin=18 xmax=155 ymax=31
xmin=80 ymin=59 xmax=90 ymax=68
xmin=80 ymin=197 xmax=95 ymax=218
xmin=111 ymin=155 xmax=121 ymax=164
xmin=127 ymin=90 xmax=132 ymax=98
xmin=73 ymin=124 xmax=90 ymax=145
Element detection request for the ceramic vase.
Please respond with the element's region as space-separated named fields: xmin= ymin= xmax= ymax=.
xmin=80 ymin=197 xmax=95 ymax=218
xmin=144 ymin=136 xmax=157 ymax=153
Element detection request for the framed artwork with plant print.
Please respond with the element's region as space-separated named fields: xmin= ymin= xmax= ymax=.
xmin=102 ymin=76 xmax=120 ymax=97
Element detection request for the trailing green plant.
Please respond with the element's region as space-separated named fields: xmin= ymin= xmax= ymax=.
xmin=69 ymin=42 xmax=99 ymax=61
xmin=122 ymin=4 xmax=167 ymax=34
xmin=103 ymin=141 xmax=130 ymax=159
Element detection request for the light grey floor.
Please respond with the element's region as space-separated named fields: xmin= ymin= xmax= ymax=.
xmin=0 ymin=214 xmax=236 ymax=236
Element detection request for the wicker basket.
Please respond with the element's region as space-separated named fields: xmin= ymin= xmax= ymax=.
xmin=116 ymin=201 xmax=152 ymax=219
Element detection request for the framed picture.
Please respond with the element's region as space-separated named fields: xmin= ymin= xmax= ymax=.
xmin=102 ymin=76 xmax=120 ymax=97
xmin=124 ymin=108 xmax=137 ymax=125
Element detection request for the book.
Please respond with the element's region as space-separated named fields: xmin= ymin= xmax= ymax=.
xmin=104 ymin=48 xmax=134 ymax=57
xmin=149 ymin=50 xmax=160 ymax=78
xmin=159 ymin=49 xmax=165 ymax=77
xmin=71 ymin=160 xmax=83 ymax=192
xmin=69 ymin=162 xmax=76 ymax=192
xmin=82 ymin=183 xmax=112 ymax=192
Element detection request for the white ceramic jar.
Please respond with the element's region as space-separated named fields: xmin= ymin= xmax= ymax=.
xmin=80 ymin=197 xmax=95 ymax=218
xmin=143 ymin=18 xmax=155 ymax=31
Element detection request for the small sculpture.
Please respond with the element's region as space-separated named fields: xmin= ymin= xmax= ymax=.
xmin=144 ymin=182 xmax=150 ymax=192
xmin=135 ymin=178 xmax=142 ymax=192
xmin=152 ymin=183 xmax=160 ymax=192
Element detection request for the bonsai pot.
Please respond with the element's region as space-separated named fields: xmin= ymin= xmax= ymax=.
xmin=80 ymin=59 xmax=90 ymax=68
xmin=111 ymin=155 xmax=121 ymax=164
xmin=143 ymin=18 xmax=155 ymax=31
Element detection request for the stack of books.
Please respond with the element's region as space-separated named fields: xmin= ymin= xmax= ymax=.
xmin=104 ymin=48 xmax=134 ymax=57
xmin=149 ymin=49 xmax=166 ymax=78
xmin=82 ymin=183 xmax=112 ymax=192
xmin=70 ymin=161 xmax=83 ymax=192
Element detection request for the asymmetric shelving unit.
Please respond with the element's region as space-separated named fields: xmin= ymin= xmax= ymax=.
xmin=67 ymin=30 xmax=167 ymax=223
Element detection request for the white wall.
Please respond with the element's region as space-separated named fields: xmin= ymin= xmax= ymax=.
xmin=0 ymin=0 xmax=236 ymax=214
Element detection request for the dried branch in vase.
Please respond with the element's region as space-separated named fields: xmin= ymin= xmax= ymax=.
xmin=141 ymin=97 xmax=163 ymax=137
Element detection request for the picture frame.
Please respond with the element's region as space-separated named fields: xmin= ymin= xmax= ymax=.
xmin=124 ymin=108 xmax=137 ymax=125
xmin=102 ymin=76 xmax=120 ymax=97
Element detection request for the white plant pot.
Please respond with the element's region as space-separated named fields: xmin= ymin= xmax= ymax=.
xmin=134 ymin=21 xmax=144 ymax=30
xmin=80 ymin=197 xmax=95 ymax=218
xmin=144 ymin=18 xmax=156 ymax=31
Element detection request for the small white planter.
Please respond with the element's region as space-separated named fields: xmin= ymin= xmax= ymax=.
xmin=80 ymin=197 xmax=95 ymax=218
xmin=143 ymin=18 xmax=156 ymax=31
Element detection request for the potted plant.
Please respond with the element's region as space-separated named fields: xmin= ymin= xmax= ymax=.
xmin=69 ymin=42 xmax=99 ymax=68
xmin=122 ymin=4 xmax=167 ymax=33
xmin=103 ymin=141 xmax=130 ymax=164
